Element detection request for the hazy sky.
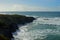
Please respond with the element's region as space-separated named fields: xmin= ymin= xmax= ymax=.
xmin=0 ymin=0 xmax=60 ymax=11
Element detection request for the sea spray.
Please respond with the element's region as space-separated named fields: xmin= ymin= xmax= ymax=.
xmin=13 ymin=17 xmax=60 ymax=40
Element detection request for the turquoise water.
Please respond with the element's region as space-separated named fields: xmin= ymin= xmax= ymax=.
xmin=5 ymin=12 xmax=60 ymax=17
xmin=2 ymin=12 xmax=60 ymax=40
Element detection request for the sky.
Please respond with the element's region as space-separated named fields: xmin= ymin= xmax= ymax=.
xmin=0 ymin=0 xmax=60 ymax=11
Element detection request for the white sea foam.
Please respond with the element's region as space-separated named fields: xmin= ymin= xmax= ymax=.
xmin=13 ymin=17 xmax=60 ymax=40
xmin=24 ymin=15 xmax=39 ymax=18
xmin=33 ymin=17 xmax=60 ymax=25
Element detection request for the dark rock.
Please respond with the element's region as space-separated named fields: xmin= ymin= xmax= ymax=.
xmin=0 ymin=14 xmax=35 ymax=40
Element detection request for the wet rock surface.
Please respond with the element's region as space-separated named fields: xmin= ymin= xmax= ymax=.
xmin=0 ymin=14 xmax=35 ymax=40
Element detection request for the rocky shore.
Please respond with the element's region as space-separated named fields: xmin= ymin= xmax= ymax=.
xmin=0 ymin=14 xmax=35 ymax=40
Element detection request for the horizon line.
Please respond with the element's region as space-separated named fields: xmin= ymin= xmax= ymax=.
xmin=0 ymin=11 xmax=60 ymax=12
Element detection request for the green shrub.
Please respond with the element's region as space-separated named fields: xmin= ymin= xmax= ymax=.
xmin=0 ymin=34 xmax=9 ymax=40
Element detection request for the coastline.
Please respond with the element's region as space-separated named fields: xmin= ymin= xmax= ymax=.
xmin=0 ymin=14 xmax=35 ymax=40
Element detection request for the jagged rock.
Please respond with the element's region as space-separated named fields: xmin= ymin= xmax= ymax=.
xmin=0 ymin=14 xmax=35 ymax=40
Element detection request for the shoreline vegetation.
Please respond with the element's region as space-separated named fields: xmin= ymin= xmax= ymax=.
xmin=0 ymin=14 xmax=35 ymax=40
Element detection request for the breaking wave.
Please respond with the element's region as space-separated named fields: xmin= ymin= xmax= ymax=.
xmin=13 ymin=16 xmax=60 ymax=40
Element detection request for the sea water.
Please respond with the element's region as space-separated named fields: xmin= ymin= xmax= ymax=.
xmin=3 ymin=12 xmax=60 ymax=40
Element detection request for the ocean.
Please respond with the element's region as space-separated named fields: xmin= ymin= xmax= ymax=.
xmin=1 ymin=12 xmax=60 ymax=40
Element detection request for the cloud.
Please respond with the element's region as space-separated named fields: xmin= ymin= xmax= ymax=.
xmin=0 ymin=4 xmax=59 ymax=11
